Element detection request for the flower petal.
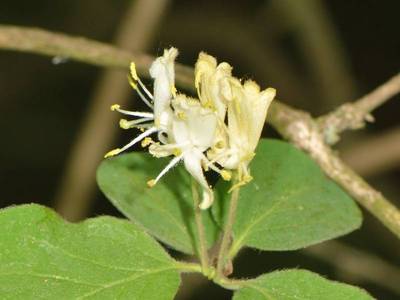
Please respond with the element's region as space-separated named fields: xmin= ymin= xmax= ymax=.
xmin=195 ymin=52 xmax=232 ymax=120
xmin=183 ymin=150 xmax=214 ymax=209
xmin=149 ymin=47 xmax=178 ymax=129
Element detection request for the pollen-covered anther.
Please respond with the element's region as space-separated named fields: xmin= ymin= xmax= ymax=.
xmin=177 ymin=111 xmax=186 ymax=120
xmin=130 ymin=62 xmax=139 ymax=80
xmin=119 ymin=119 xmax=130 ymax=129
xmin=147 ymin=179 xmax=156 ymax=188
xmin=170 ymin=85 xmax=177 ymax=97
xmin=141 ymin=137 xmax=153 ymax=148
xmin=104 ymin=148 xmax=121 ymax=158
xmin=173 ymin=148 xmax=182 ymax=156
xmin=110 ymin=104 xmax=120 ymax=111
xmin=220 ymin=170 xmax=232 ymax=181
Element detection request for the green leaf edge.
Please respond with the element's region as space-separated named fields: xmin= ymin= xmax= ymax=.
xmin=233 ymin=269 xmax=375 ymax=300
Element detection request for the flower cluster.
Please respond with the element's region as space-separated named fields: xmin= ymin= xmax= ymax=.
xmin=105 ymin=48 xmax=276 ymax=209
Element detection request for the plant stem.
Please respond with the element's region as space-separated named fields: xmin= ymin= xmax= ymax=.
xmin=216 ymin=186 xmax=240 ymax=278
xmin=174 ymin=261 xmax=203 ymax=274
xmin=191 ymin=180 xmax=210 ymax=277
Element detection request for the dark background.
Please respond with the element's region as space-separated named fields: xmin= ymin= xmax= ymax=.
xmin=1 ymin=1 xmax=399 ymax=299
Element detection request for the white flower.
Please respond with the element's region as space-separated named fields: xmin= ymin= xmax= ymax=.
xmin=148 ymin=95 xmax=221 ymax=209
xmin=104 ymin=48 xmax=178 ymax=158
xmin=105 ymin=48 xmax=231 ymax=209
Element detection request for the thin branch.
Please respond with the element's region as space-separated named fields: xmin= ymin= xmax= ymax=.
xmin=318 ymin=73 xmax=400 ymax=144
xmin=1 ymin=25 xmax=399 ymax=237
xmin=0 ymin=25 xmax=193 ymax=90
xmin=191 ymin=180 xmax=211 ymax=276
xmin=269 ymin=102 xmax=400 ymax=238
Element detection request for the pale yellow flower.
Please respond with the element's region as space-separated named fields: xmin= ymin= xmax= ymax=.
xmin=208 ymin=78 xmax=276 ymax=188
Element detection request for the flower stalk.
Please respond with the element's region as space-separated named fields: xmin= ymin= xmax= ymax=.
xmin=191 ymin=179 xmax=211 ymax=277
xmin=215 ymin=180 xmax=241 ymax=278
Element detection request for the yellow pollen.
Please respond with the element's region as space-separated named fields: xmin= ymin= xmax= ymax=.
xmin=128 ymin=76 xmax=138 ymax=90
xmin=147 ymin=179 xmax=156 ymax=188
xmin=141 ymin=137 xmax=153 ymax=147
xmin=139 ymin=128 xmax=145 ymax=132
xmin=177 ymin=111 xmax=186 ymax=120
xmin=170 ymin=85 xmax=177 ymax=97
xmin=104 ymin=148 xmax=121 ymax=158
xmin=203 ymin=99 xmax=214 ymax=110
xmin=111 ymin=104 xmax=120 ymax=111
xmin=119 ymin=119 xmax=130 ymax=129
xmin=173 ymin=148 xmax=182 ymax=156
xmin=130 ymin=62 xmax=139 ymax=80
xmin=215 ymin=141 xmax=225 ymax=149
xmin=221 ymin=170 xmax=232 ymax=181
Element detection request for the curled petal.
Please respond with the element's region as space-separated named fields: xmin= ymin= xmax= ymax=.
xmin=183 ymin=150 xmax=214 ymax=210
xmin=195 ymin=52 xmax=232 ymax=120
xmin=172 ymin=95 xmax=218 ymax=150
xmin=149 ymin=47 xmax=178 ymax=129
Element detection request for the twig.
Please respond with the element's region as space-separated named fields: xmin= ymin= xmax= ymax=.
xmin=318 ymin=73 xmax=400 ymax=144
xmin=303 ymin=240 xmax=400 ymax=295
xmin=53 ymin=0 xmax=171 ymax=221
xmin=269 ymin=102 xmax=400 ymax=238
xmin=191 ymin=180 xmax=211 ymax=276
xmin=0 ymin=25 xmax=193 ymax=90
xmin=0 ymin=25 xmax=399 ymax=237
xmin=341 ymin=127 xmax=400 ymax=177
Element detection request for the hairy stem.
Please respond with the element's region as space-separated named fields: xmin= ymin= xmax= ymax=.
xmin=191 ymin=180 xmax=211 ymax=277
xmin=216 ymin=186 xmax=240 ymax=278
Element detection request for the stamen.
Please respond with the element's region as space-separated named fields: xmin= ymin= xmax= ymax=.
xmin=128 ymin=76 xmax=153 ymax=109
xmin=137 ymin=78 xmax=154 ymax=101
xmin=104 ymin=148 xmax=122 ymax=158
xmin=141 ymin=137 xmax=154 ymax=147
xmin=118 ymin=127 xmax=157 ymax=153
xmin=201 ymin=153 xmax=232 ymax=181
xmin=119 ymin=118 xmax=153 ymax=129
xmin=111 ymin=104 xmax=154 ymax=118
xmin=147 ymin=154 xmax=183 ymax=187
xmin=130 ymin=62 xmax=154 ymax=100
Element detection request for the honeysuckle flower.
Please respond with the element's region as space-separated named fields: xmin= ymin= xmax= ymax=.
xmin=148 ymin=94 xmax=225 ymax=209
xmin=208 ymin=78 xmax=276 ymax=188
xmin=104 ymin=48 xmax=178 ymax=158
xmin=105 ymin=48 xmax=232 ymax=209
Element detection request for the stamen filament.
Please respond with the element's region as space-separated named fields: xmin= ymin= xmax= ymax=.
xmin=119 ymin=117 xmax=153 ymax=129
xmin=111 ymin=104 xmax=154 ymax=118
xmin=136 ymin=86 xmax=154 ymax=109
xmin=119 ymin=127 xmax=157 ymax=152
xmin=137 ymin=78 xmax=154 ymax=100
xmin=148 ymin=154 xmax=183 ymax=187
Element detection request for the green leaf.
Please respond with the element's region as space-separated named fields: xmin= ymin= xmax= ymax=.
xmin=233 ymin=269 xmax=374 ymax=300
xmin=213 ymin=139 xmax=362 ymax=255
xmin=97 ymin=152 xmax=219 ymax=255
xmin=0 ymin=204 xmax=181 ymax=300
